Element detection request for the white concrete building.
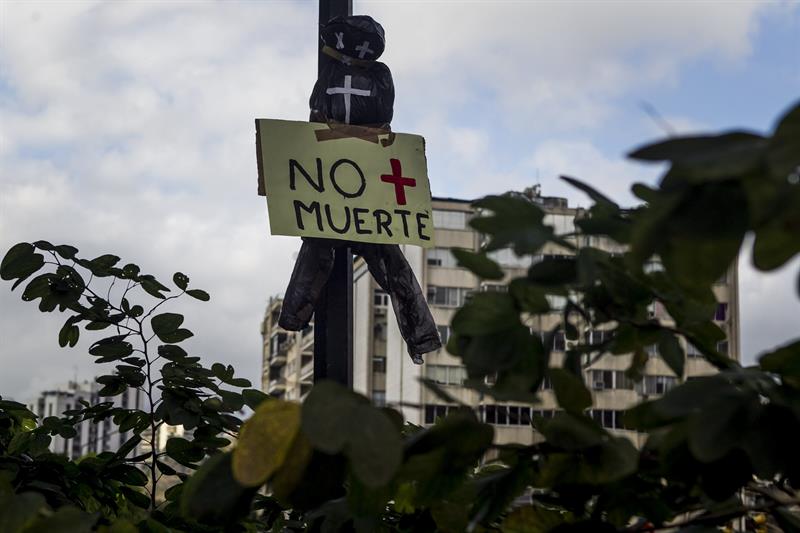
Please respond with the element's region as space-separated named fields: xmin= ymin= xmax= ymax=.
xmin=262 ymin=191 xmax=740 ymax=447
xmin=27 ymin=379 xmax=144 ymax=459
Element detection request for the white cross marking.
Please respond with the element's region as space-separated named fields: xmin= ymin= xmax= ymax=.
xmin=325 ymin=75 xmax=371 ymax=124
xmin=335 ymin=32 xmax=345 ymax=49
xmin=355 ymin=40 xmax=374 ymax=59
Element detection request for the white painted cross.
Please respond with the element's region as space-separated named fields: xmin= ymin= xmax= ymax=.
xmin=335 ymin=32 xmax=345 ymax=49
xmin=355 ymin=40 xmax=374 ymax=59
xmin=325 ymin=75 xmax=371 ymax=124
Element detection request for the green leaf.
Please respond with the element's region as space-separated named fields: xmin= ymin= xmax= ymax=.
xmin=302 ymin=381 xmax=362 ymax=454
xmin=1 ymin=242 xmax=45 ymax=289
xmin=767 ymin=99 xmax=800 ymax=179
xmin=89 ymin=336 xmax=133 ymax=359
xmin=346 ymin=403 xmax=403 ymax=487
xmin=242 ymin=389 xmax=270 ymax=409
xmin=549 ymin=368 xmax=592 ymax=415
xmin=501 ymin=505 xmax=568 ymax=533
xmin=470 ymin=195 xmax=554 ymax=254
xmin=151 ymin=313 xmax=184 ymax=336
xmin=173 ymin=272 xmax=189 ymax=290
xmin=165 ymin=437 xmax=204 ymax=465
xmin=658 ymin=331 xmax=685 ymax=378
xmin=158 ymin=344 xmax=188 ymax=361
xmin=628 ymin=131 xmax=765 ymax=163
xmin=561 ymin=175 xmax=618 ymax=209
xmin=158 ymin=328 xmax=193 ymax=344
xmin=451 ymin=249 xmax=504 ymax=280
xmin=181 ymin=452 xmax=256 ymax=526
xmin=120 ymin=486 xmax=150 ymax=509
xmin=452 ymin=292 xmax=519 ymax=336
xmin=528 ymin=256 xmax=577 ymax=286
xmin=688 ymin=388 xmax=753 ymax=462
xmin=186 ymin=289 xmax=211 ymax=301
xmin=759 ymin=339 xmax=800 ymax=381
xmin=539 ymin=412 xmax=607 ymax=451
xmin=232 ymin=399 xmax=301 ymax=487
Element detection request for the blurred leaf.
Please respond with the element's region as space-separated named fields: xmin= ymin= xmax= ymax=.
xmin=767 ymin=99 xmax=800 ymax=179
xmin=452 ymin=292 xmax=519 ymax=336
xmin=181 ymin=452 xmax=255 ymax=526
xmin=470 ymin=195 xmax=553 ymax=254
xmin=549 ymin=368 xmax=591 ymax=415
xmin=658 ymin=332 xmax=685 ymax=378
xmin=242 ymin=388 xmax=270 ymax=410
xmin=502 ymin=505 xmax=568 ymax=533
xmin=302 ymin=381 xmax=363 ymax=454
xmin=347 ymin=403 xmax=403 ymax=487
xmin=451 ymin=248 xmax=504 ymax=280
xmin=233 ymin=400 xmax=301 ymax=487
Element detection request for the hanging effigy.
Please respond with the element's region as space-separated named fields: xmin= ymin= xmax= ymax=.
xmin=256 ymin=15 xmax=441 ymax=363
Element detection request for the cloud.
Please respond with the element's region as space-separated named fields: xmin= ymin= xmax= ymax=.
xmin=0 ymin=1 xmax=796 ymax=401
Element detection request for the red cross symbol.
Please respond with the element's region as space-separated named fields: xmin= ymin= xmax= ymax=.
xmin=380 ymin=158 xmax=416 ymax=205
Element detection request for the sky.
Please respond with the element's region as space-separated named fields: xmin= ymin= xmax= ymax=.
xmin=1 ymin=0 xmax=798 ymax=401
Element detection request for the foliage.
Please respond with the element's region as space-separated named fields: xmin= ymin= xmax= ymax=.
xmin=1 ymin=100 xmax=799 ymax=532
xmin=0 ymin=244 xmax=259 ymax=531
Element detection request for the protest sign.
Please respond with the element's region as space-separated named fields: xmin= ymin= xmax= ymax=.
xmin=256 ymin=119 xmax=434 ymax=248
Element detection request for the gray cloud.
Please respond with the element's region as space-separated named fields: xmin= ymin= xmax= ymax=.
xmin=1 ymin=1 xmax=797 ymax=401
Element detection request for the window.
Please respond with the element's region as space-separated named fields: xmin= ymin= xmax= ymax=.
xmin=638 ymin=375 xmax=677 ymax=395
xmin=374 ymin=289 xmax=389 ymax=307
xmin=485 ymin=405 xmax=496 ymax=424
xmin=552 ymin=332 xmax=566 ymax=352
xmin=270 ymin=332 xmax=287 ymax=356
xmin=437 ymin=325 xmax=451 ymax=345
xmin=614 ymin=371 xmax=635 ymax=390
xmin=432 ymin=210 xmax=468 ymax=230
xmin=373 ymin=322 xmax=387 ymax=342
xmin=645 ymin=344 xmax=658 ymax=357
xmin=372 ymin=391 xmax=386 ymax=407
xmin=588 ymin=330 xmax=614 ymax=346
xmin=687 ymin=341 xmax=703 ymax=358
xmin=717 ymin=340 xmax=729 ymax=355
xmin=714 ymin=303 xmax=728 ymax=321
xmin=589 ymin=409 xmax=627 ymax=430
xmin=424 ymin=404 xmax=451 ymax=424
xmin=427 ymin=248 xmax=459 ymax=268
xmin=372 ymin=356 xmax=386 ymax=374
xmin=539 ymin=375 xmax=553 ymax=390
xmin=481 ymin=284 xmax=508 ymax=292
xmin=425 ymin=364 xmax=466 ymax=386
xmin=590 ymin=369 xmax=614 ymax=390
xmin=427 ymin=286 xmax=471 ymax=307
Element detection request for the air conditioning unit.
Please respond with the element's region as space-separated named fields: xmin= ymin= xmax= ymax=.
xmin=593 ymin=381 xmax=605 ymax=391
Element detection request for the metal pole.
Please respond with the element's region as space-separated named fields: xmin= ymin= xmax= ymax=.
xmin=314 ymin=0 xmax=353 ymax=387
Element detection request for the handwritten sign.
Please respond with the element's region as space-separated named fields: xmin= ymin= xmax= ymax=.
xmin=256 ymin=119 xmax=434 ymax=248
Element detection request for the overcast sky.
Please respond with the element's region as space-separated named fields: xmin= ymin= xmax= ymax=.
xmin=1 ymin=1 xmax=798 ymax=401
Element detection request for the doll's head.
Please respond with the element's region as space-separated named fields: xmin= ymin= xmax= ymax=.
xmin=320 ymin=15 xmax=386 ymax=60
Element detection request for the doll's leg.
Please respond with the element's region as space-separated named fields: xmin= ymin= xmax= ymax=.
xmin=356 ymin=243 xmax=441 ymax=362
xmin=279 ymin=238 xmax=335 ymax=330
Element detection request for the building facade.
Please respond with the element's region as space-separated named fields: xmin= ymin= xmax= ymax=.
xmin=27 ymin=379 xmax=144 ymax=459
xmin=261 ymin=192 xmax=740 ymax=446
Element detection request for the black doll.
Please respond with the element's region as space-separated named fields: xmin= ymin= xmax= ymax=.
xmin=278 ymin=15 xmax=441 ymax=363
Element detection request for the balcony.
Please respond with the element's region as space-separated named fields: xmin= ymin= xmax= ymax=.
xmin=300 ymin=362 xmax=314 ymax=383
xmin=268 ymin=380 xmax=286 ymax=394
xmin=269 ymin=354 xmax=287 ymax=368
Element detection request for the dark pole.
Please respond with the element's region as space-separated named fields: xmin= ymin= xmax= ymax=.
xmin=314 ymin=0 xmax=353 ymax=387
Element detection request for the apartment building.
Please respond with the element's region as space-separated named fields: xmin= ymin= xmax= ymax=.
xmin=26 ymin=379 xmax=144 ymax=459
xmin=261 ymin=190 xmax=740 ymax=446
